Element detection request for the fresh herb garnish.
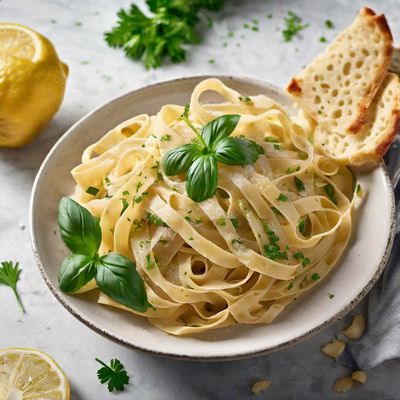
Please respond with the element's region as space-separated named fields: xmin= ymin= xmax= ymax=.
xmin=263 ymin=223 xmax=279 ymax=244
xmin=216 ymin=217 xmax=226 ymax=226
xmin=293 ymin=251 xmax=310 ymax=267
xmin=239 ymin=96 xmax=253 ymax=105
xmin=230 ymin=218 xmax=239 ymax=229
xmin=86 ymin=186 xmax=99 ymax=196
xmin=0 ymin=261 xmax=25 ymax=312
xmin=311 ymin=273 xmax=320 ymax=281
xmin=146 ymin=212 xmax=168 ymax=227
xmin=287 ymin=165 xmax=300 ymax=174
xmin=264 ymin=244 xmax=288 ymax=260
xmin=328 ymin=292 xmax=335 ymax=299
xmin=319 ymin=36 xmax=327 ymax=43
xmin=96 ymin=358 xmax=129 ymax=392
xmin=294 ymin=176 xmax=305 ymax=192
xmin=58 ymin=197 xmax=149 ymax=312
xmin=146 ymin=254 xmax=156 ymax=270
xmin=325 ymin=19 xmax=334 ymax=29
xmin=356 ymin=183 xmax=362 ymax=196
xmin=120 ymin=198 xmax=129 ymax=215
xmin=160 ymin=134 xmax=171 ymax=142
xmin=105 ymin=1 xmax=226 ymax=69
xmin=323 ymin=183 xmax=337 ymax=204
xmin=288 ymin=281 xmax=294 ymax=290
xmin=104 ymin=177 xmax=111 ymax=185
xmin=298 ymin=218 xmax=308 ymax=235
xmin=277 ymin=193 xmax=288 ymax=202
xmin=283 ymin=11 xmax=309 ymax=42
xmin=162 ymin=106 xmax=259 ymax=202
xmin=264 ymin=136 xmax=282 ymax=150
xmin=231 ymin=238 xmax=245 ymax=248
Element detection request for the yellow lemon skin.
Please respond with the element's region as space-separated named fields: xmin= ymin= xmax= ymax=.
xmin=0 ymin=23 xmax=68 ymax=148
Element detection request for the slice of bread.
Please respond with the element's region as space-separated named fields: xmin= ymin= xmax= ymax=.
xmin=314 ymin=72 xmax=400 ymax=165
xmin=287 ymin=7 xmax=393 ymax=135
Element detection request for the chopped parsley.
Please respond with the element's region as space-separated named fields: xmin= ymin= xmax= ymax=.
xmin=146 ymin=212 xmax=168 ymax=227
xmin=267 ymin=13 xmax=273 ymax=19
xmin=288 ymin=281 xmax=294 ymax=290
xmin=160 ymin=134 xmax=171 ymax=142
xmin=230 ymin=218 xmax=239 ymax=229
xmin=231 ymin=238 xmax=245 ymax=248
xmin=238 ymin=96 xmax=253 ymax=105
xmin=277 ymin=193 xmax=288 ymax=202
xmin=264 ymin=136 xmax=282 ymax=150
xmin=282 ymin=11 xmax=309 ymax=42
xmin=287 ymin=166 xmax=300 ymax=174
xmin=133 ymin=192 xmax=148 ymax=203
xmin=298 ymin=218 xmax=308 ymax=235
xmin=294 ymin=176 xmax=305 ymax=192
xmin=122 ymin=190 xmax=130 ymax=196
xmin=86 ymin=186 xmax=99 ymax=196
xmin=216 ymin=217 xmax=226 ymax=226
xmin=325 ymin=19 xmax=334 ymax=29
xmin=293 ymin=251 xmax=310 ymax=267
xmin=263 ymin=223 xmax=279 ymax=244
xmin=120 ymin=198 xmax=129 ymax=215
xmin=188 ymin=236 xmax=194 ymax=241
xmin=208 ymin=58 xmax=215 ymax=64
xmin=136 ymin=181 xmax=143 ymax=192
xmin=328 ymin=292 xmax=335 ymax=299
xmin=139 ymin=239 xmax=151 ymax=248
xmin=104 ymin=176 xmax=111 ymax=185
xmin=311 ymin=273 xmax=320 ymax=281
xmin=271 ymin=206 xmax=283 ymax=216
xmin=146 ymin=254 xmax=156 ymax=270
xmin=323 ymin=183 xmax=337 ymax=204
xmin=132 ymin=219 xmax=142 ymax=231
xmin=264 ymin=243 xmax=288 ymax=260
xmin=356 ymin=183 xmax=362 ymax=197
xmin=319 ymin=36 xmax=327 ymax=43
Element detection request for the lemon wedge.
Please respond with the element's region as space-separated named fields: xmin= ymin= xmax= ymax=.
xmin=0 ymin=23 xmax=68 ymax=147
xmin=0 ymin=348 xmax=70 ymax=400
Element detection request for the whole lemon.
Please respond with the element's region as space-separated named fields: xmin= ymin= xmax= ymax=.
xmin=0 ymin=23 xmax=68 ymax=147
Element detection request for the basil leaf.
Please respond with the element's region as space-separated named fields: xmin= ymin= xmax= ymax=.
xmin=96 ymin=253 xmax=148 ymax=312
xmin=200 ymin=114 xmax=240 ymax=148
xmin=214 ymin=137 xmax=259 ymax=165
xmin=186 ymin=155 xmax=218 ymax=202
xmin=162 ymin=144 xmax=201 ymax=176
xmin=58 ymin=197 xmax=101 ymax=257
xmin=59 ymin=254 xmax=97 ymax=293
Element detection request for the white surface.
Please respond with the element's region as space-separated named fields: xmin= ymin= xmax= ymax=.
xmin=31 ymin=76 xmax=393 ymax=359
xmin=2 ymin=0 xmax=400 ymax=398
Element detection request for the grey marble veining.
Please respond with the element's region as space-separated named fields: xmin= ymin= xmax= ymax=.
xmin=1 ymin=0 xmax=399 ymax=399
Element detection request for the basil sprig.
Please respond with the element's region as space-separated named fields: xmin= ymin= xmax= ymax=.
xmin=58 ymin=197 xmax=149 ymax=312
xmin=162 ymin=106 xmax=260 ymax=202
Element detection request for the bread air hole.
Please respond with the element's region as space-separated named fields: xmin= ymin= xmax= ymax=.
xmin=338 ymin=100 xmax=344 ymax=106
xmin=362 ymin=49 xmax=369 ymax=57
xmin=343 ymin=62 xmax=351 ymax=75
xmin=332 ymin=89 xmax=339 ymax=97
xmin=333 ymin=110 xmax=342 ymax=119
xmin=314 ymin=95 xmax=321 ymax=104
xmin=356 ymin=60 xmax=364 ymax=68
xmin=327 ymin=64 xmax=334 ymax=71
xmin=374 ymin=34 xmax=381 ymax=43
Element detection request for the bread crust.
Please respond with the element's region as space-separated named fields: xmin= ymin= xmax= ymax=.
xmin=287 ymin=78 xmax=302 ymax=95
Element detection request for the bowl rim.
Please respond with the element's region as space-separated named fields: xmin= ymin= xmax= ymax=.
xmin=29 ymin=75 xmax=396 ymax=361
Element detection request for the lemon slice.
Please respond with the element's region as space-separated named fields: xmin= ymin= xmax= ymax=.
xmin=0 ymin=348 xmax=70 ymax=400
xmin=0 ymin=23 xmax=68 ymax=148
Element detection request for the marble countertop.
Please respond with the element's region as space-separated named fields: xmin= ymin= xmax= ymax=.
xmin=1 ymin=0 xmax=399 ymax=399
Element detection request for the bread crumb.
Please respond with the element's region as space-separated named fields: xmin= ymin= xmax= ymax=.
xmin=352 ymin=370 xmax=367 ymax=384
xmin=342 ymin=314 xmax=365 ymax=339
xmin=334 ymin=376 xmax=353 ymax=393
xmin=252 ymin=380 xmax=271 ymax=395
xmin=321 ymin=340 xmax=346 ymax=358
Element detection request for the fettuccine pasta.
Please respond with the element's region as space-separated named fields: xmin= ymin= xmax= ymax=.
xmin=69 ymin=78 xmax=359 ymax=335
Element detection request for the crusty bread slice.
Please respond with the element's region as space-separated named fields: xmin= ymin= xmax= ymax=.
xmin=287 ymin=7 xmax=393 ymax=135
xmin=314 ymin=72 xmax=400 ymax=165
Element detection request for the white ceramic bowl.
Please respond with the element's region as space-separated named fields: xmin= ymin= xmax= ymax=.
xmin=30 ymin=76 xmax=395 ymax=360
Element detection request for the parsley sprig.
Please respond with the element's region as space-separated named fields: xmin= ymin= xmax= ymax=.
xmin=0 ymin=261 xmax=25 ymax=312
xmin=58 ymin=197 xmax=150 ymax=312
xmin=162 ymin=106 xmax=261 ymax=202
xmin=282 ymin=11 xmax=309 ymax=42
xmin=105 ymin=1 xmax=226 ymax=69
xmin=96 ymin=358 xmax=129 ymax=392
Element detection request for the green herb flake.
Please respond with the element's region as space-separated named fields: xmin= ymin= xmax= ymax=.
xmin=294 ymin=176 xmax=305 ymax=192
xmin=216 ymin=217 xmax=226 ymax=226
xmin=0 ymin=261 xmax=25 ymax=312
xmin=231 ymin=238 xmax=245 ymax=248
xmin=146 ymin=254 xmax=156 ymax=270
xmin=328 ymin=292 xmax=335 ymax=299
xmin=208 ymin=59 xmax=215 ymax=64
xmin=263 ymin=223 xmax=279 ymax=244
xmin=146 ymin=212 xmax=168 ymax=227
xmin=95 ymin=358 xmax=129 ymax=392
xmin=356 ymin=183 xmax=362 ymax=197
xmin=122 ymin=190 xmax=130 ymax=196
xmin=271 ymin=206 xmax=283 ymax=216
xmin=311 ymin=273 xmax=320 ymax=281
xmin=188 ymin=236 xmax=194 ymax=241
xmin=86 ymin=186 xmax=99 ymax=196
xmin=282 ymin=11 xmax=309 ymax=42
xmin=238 ymin=96 xmax=253 ymax=105
xmin=264 ymin=243 xmax=288 ymax=260
xmin=287 ymin=166 xmax=300 ymax=174
xmin=139 ymin=239 xmax=151 ymax=248
xmin=323 ymin=183 xmax=337 ymax=204
xmin=319 ymin=36 xmax=327 ymax=43
xmin=104 ymin=177 xmax=111 ymax=185
xmin=230 ymin=218 xmax=239 ymax=229
xmin=160 ymin=134 xmax=171 ymax=142
xmin=120 ymin=198 xmax=129 ymax=215
xmin=136 ymin=181 xmax=143 ymax=192
xmin=325 ymin=19 xmax=334 ymax=29
xmin=288 ymin=281 xmax=294 ymax=290
xmin=267 ymin=14 xmax=273 ymax=19
xmin=277 ymin=193 xmax=288 ymax=202
xmin=251 ymin=26 xmax=259 ymax=32
xmin=298 ymin=218 xmax=307 ymax=235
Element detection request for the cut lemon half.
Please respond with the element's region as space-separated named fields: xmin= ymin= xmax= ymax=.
xmin=0 ymin=23 xmax=68 ymax=148
xmin=0 ymin=348 xmax=70 ymax=400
